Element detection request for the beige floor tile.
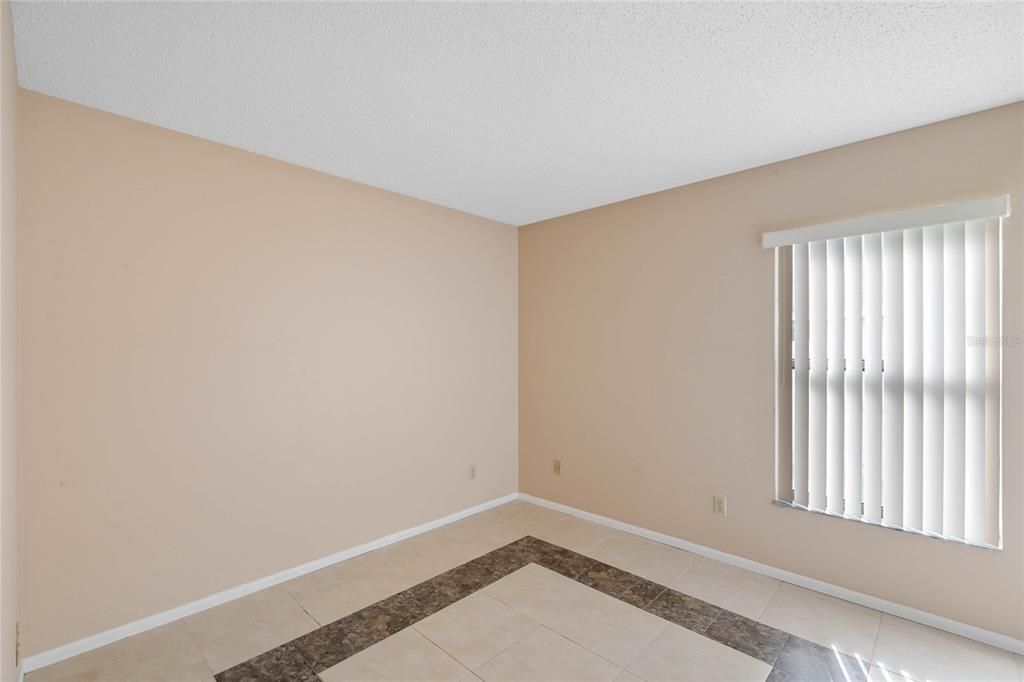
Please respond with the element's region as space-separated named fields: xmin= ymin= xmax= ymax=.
xmin=532 ymin=516 xmax=616 ymax=553
xmin=284 ymin=550 xmax=424 ymax=625
xmin=42 ymin=621 xmax=213 ymax=682
xmin=758 ymin=582 xmax=881 ymax=658
xmin=475 ymin=626 xmax=621 ymax=681
xmin=543 ymin=586 xmax=667 ymax=667
xmin=483 ymin=563 xmax=593 ymax=623
xmin=614 ymin=670 xmax=645 ymax=682
xmin=445 ymin=514 xmax=537 ymax=553
xmin=377 ymin=522 xmax=504 ymax=580
xmin=867 ymin=664 xmax=915 ymax=681
xmin=415 ymin=592 xmax=540 ymax=669
xmin=444 ymin=513 xmax=529 ymax=550
xmin=871 ymin=614 xmax=1018 ymax=682
xmin=669 ymin=557 xmax=781 ymax=619
xmin=319 ymin=627 xmax=471 ymax=681
xmin=586 ymin=531 xmax=697 ymax=585
xmin=184 ymin=586 xmax=318 ymax=673
xmin=473 ymin=501 xmax=571 ymax=537
xmin=626 ymin=623 xmax=771 ymax=682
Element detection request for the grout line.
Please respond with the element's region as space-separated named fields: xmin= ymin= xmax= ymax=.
xmin=462 ymin=620 xmax=543 ymax=674
xmin=527 ymin=592 xmax=630 ymax=672
xmin=404 ymin=628 xmax=475 ymax=678
xmin=520 ymin=624 xmax=627 ymax=674
xmin=616 ymin=618 xmax=668 ymax=680
xmin=866 ymin=607 xmax=885 ymax=665
xmin=181 ymin=621 xmax=218 ymax=680
xmin=293 ymin=597 xmax=323 ymax=629
xmin=275 ymin=580 xmax=324 ymax=630
xmin=674 ymin=553 xmax=699 ymax=581
xmin=754 ymin=578 xmax=784 ymax=621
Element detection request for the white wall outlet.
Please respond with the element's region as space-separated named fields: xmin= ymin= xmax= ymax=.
xmin=553 ymin=458 xmax=562 ymax=475
xmin=468 ymin=464 xmax=477 ymax=481
xmin=713 ymin=495 xmax=727 ymax=516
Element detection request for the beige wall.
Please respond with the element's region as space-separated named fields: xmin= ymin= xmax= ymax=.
xmin=520 ymin=103 xmax=1024 ymax=641
xmin=0 ymin=1 xmax=16 ymax=679
xmin=18 ymin=90 xmax=518 ymax=656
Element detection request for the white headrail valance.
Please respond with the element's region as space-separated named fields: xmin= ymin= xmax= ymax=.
xmin=762 ymin=195 xmax=1011 ymax=249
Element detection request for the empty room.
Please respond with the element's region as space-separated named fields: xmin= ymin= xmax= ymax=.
xmin=0 ymin=1 xmax=1022 ymax=681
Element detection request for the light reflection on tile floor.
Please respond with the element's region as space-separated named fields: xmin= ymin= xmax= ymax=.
xmin=25 ymin=501 xmax=1023 ymax=681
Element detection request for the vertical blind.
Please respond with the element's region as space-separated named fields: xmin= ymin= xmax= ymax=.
xmin=767 ymin=197 xmax=1009 ymax=548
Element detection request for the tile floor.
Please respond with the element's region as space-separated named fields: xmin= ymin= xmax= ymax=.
xmin=25 ymin=500 xmax=1024 ymax=682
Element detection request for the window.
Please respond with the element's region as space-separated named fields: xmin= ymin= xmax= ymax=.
xmin=764 ymin=196 xmax=1010 ymax=549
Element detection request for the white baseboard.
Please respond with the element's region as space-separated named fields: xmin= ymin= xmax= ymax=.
xmin=21 ymin=492 xmax=518 ymax=674
xmin=517 ymin=492 xmax=1024 ymax=657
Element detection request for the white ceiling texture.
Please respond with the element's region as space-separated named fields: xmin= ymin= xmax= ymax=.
xmin=10 ymin=2 xmax=1024 ymax=225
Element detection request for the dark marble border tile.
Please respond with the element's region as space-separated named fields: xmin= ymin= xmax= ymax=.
xmin=214 ymin=531 xmax=868 ymax=682
xmin=461 ymin=544 xmax=530 ymax=581
xmin=765 ymin=667 xmax=808 ymax=682
xmin=645 ymin=588 xmax=723 ymax=633
xmin=214 ymin=644 xmax=317 ymax=682
xmin=509 ymin=536 xmax=597 ymax=579
xmin=290 ymin=602 xmax=400 ymax=673
xmin=618 ymin=577 xmax=667 ymax=609
xmin=703 ymin=610 xmax=790 ymax=665
xmin=576 ymin=559 xmax=642 ymax=598
xmin=772 ymin=635 xmax=869 ymax=682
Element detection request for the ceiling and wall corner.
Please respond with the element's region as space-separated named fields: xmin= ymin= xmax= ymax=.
xmin=8 ymin=1 xmax=1024 ymax=226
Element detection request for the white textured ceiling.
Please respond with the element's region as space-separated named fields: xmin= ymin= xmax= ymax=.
xmin=11 ymin=2 xmax=1024 ymax=226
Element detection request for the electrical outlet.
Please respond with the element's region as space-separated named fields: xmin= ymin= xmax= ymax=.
xmin=553 ymin=458 xmax=562 ymax=475
xmin=713 ymin=495 xmax=727 ymax=516
xmin=468 ymin=464 xmax=477 ymax=481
